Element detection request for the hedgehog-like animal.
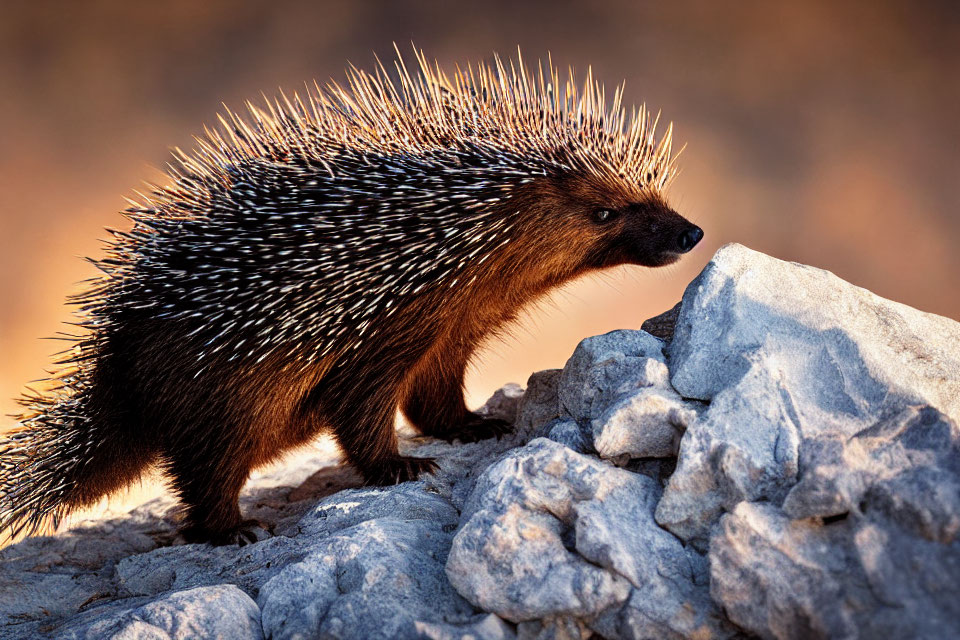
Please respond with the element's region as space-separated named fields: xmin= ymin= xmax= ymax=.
xmin=1 ymin=48 xmax=702 ymax=545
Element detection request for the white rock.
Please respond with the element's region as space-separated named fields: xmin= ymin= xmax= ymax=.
xmin=558 ymin=329 xmax=669 ymax=424
xmin=669 ymin=244 xmax=960 ymax=422
xmin=658 ymin=243 xmax=960 ymax=546
xmin=655 ymin=360 xmax=802 ymax=548
xmin=258 ymin=517 xmax=484 ymax=640
xmin=545 ymin=419 xmax=589 ymax=453
xmin=59 ymin=585 xmax=263 ymax=640
xmin=414 ymin=613 xmax=517 ymax=640
xmin=476 ymin=382 xmax=526 ymax=424
xmin=557 ymin=328 xmax=704 ymax=464
xmin=592 ymin=387 xmax=697 ymax=461
xmin=710 ymin=500 xmax=960 ymax=640
xmin=446 ymin=439 xmax=731 ymax=638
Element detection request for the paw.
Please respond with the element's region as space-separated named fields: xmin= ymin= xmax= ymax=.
xmin=181 ymin=518 xmax=271 ymax=547
xmin=437 ymin=412 xmax=513 ymax=443
xmin=226 ymin=519 xmax=271 ymax=546
xmin=364 ymin=455 xmax=438 ymax=486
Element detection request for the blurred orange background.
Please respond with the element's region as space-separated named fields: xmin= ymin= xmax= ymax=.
xmin=1 ymin=0 xmax=958 ymax=432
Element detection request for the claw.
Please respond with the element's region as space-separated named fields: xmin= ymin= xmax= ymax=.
xmin=364 ymin=455 xmax=438 ymax=486
xmin=180 ymin=518 xmax=271 ymax=546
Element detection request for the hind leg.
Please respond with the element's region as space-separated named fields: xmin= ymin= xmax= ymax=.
xmin=164 ymin=437 xmax=263 ymax=546
xmin=170 ymin=458 xmax=263 ymax=545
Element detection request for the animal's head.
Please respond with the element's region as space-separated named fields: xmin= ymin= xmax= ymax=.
xmin=500 ymin=171 xmax=702 ymax=285
xmin=529 ymin=171 xmax=702 ymax=270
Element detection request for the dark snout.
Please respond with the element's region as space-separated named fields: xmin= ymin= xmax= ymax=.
xmin=605 ymin=204 xmax=704 ymax=268
xmin=677 ymin=226 xmax=704 ymax=253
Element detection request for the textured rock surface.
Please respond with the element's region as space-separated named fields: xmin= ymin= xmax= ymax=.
xmin=446 ymin=438 xmax=731 ymax=639
xmin=658 ymin=244 xmax=960 ymax=551
xmin=59 ymin=585 xmax=264 ymax=640
xmin=657 ymin=244 xmax=960 ymax=638
xmin=2 ymin=243 xmax=958 ymax=639
xmin=557 ymin=329 xmax=704 ymax=465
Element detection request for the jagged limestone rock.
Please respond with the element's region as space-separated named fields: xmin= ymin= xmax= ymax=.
xmin=658 ymin=243 xmax=960 ymax=548
xmin=445 ymin=438 xmax=732 ymax=639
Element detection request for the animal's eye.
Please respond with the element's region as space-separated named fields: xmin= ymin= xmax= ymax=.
xmin=593 ymin=209 xmax=618 ymax=224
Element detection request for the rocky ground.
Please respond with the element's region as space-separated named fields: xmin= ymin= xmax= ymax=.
xmin=1 ymin=243 xmax=958 ymax=640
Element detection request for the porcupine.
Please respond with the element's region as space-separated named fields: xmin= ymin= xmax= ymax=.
xmin=1 ymin=48 xmax=703 ymax=545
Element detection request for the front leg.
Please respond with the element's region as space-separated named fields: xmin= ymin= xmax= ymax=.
xmin=316 ymin=370 xmax=437 ymax=486
xmin=402 ymin=356 xmax=512 ymax=443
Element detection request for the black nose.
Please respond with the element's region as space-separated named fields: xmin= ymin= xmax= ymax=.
xmin=677 ymin=226 xmax=703 ymax=253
